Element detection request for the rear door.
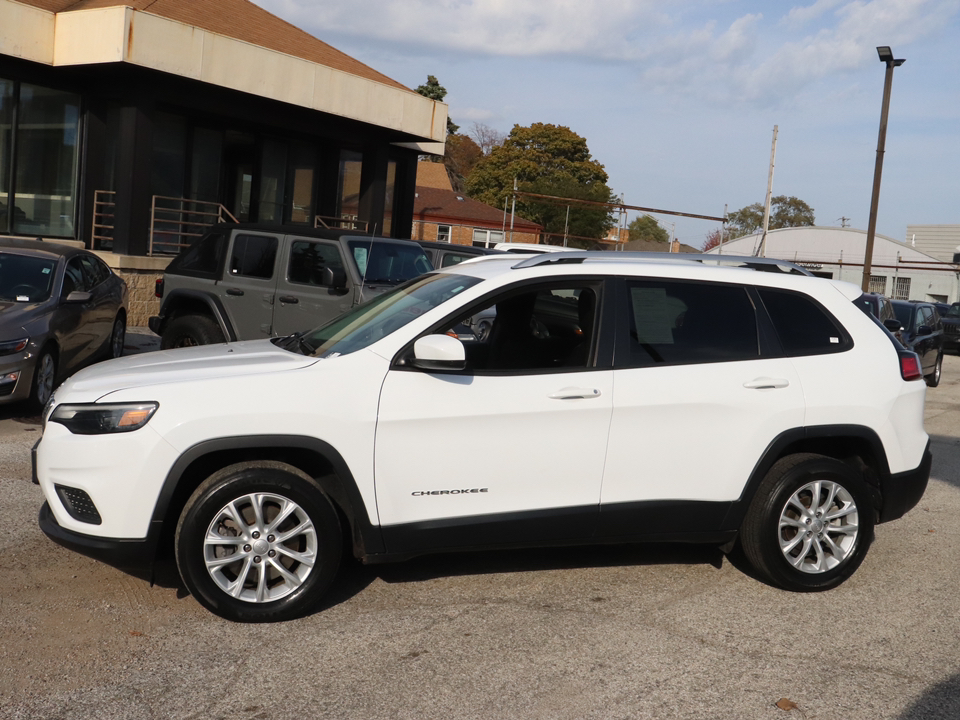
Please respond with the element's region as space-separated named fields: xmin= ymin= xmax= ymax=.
xmin=272 ymin=236 xmax=354 ymax=336
xmin=599 ymin=278 xmax=806 ymax=535
xmin=219 ymin=231 xmax=280 ymax=339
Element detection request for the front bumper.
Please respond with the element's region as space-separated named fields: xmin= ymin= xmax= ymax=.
xmin=0 ymin=352 xmax=34 ymax=404
xmin=878 ymin=440 xmax=932 ymax=523
xmin=39 ymin=502 xmax=159 ymax=579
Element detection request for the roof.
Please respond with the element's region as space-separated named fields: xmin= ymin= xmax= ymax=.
xmin=413 ymin=187 xmax=541 ymax=231
xmin=0 ymin=236 xmax=82 ymax=258
xmin=708 ymin=226 xmax=948 ymax=266
xmin=210 ymin=223 xmax=422 ymax=246
xmin=15 ymin=0 xmax=409 ymax=91
xmin=415 ymin=162 xmax=454 ymax=191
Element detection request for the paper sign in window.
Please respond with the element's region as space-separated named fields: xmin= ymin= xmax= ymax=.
xmin=631 ymin=287 xmax=676 ymax=345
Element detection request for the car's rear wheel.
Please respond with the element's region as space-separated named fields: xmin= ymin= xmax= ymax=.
xmin=108 ymin=313 xmax=126 ymax=359
xmin=925 ymin=351 xmax=943 ymax=388
xmin=28 ymin=348 xmax=57 ymax=414
xmin=175 ymin=462 xmax=342 ymax=622
xmin=161 ymin=314 xmax=225 ymax=349
xmin=741 ymin=454 xmax=875 ymax=592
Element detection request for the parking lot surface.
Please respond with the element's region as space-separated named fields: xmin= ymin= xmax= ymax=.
xmin=2 ymin=345 xmax=960 ymax=719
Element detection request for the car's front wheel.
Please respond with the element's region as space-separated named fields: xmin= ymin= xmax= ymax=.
xmin=160 ymin=314 xmax=225 ymax=349
xmin=175 ymin=462 xmax=343 ymax=622
xmin=740 ymin=454 xmax=875 ymax=592
xmin=108 ymin=313 xmax=126 ymax=359
xmin=28 ymin=347 xmax=57 ymax=413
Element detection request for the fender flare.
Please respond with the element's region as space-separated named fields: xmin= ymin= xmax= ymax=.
xmin=156 ymin=289 xmax=237 ymax=341
xmin=151 ymin=435 xmax=384 ymax=556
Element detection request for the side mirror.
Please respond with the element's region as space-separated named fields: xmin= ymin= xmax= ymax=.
xmin=411 ymin=334 xmax=466 ymax=371
xmin=321 ymin=266 xmax=347 ymax=290
xmin=917 ymin=325 xmax=932 ymax=337
xmin=65 ymin=290 xmax=92 ymax=303
xmin=883 ymin=318 xmax=902 ymax=333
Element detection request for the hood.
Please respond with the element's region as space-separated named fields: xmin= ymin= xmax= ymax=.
xmin=57 ymin=339 xmax=319 ymax=401
xmin=0 ymin=300 xmax=44 ymax=334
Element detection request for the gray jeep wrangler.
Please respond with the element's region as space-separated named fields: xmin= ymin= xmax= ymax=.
xmin=149 ymin=224 xmax=433 ymax=348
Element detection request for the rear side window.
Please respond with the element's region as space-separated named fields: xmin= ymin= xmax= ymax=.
xmin=622 ymin=280 xmax=759 ymax=367
xmin=230 ymin=234 xmax=278 ymax=279
xmin=758 ymin=288 xmax=851 ymax=355
xmin=168 ymin=230 xmax=226 ymax=278
xmin=440 ymin=252 xmax=478 ymax=268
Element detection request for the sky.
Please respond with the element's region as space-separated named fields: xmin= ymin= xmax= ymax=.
xmin=254 ymin=0 xmax=960 ymax=249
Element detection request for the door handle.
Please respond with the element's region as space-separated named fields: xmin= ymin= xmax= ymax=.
xmin=743 ymin=377 xmax=790 ymax=390
xmin=278 ymin=296 xmax=299 ymax=304
xmin=226 ymin=288 xmax=244 ymax=296
xmin=549 ymin=387 xmax=602 ymax=400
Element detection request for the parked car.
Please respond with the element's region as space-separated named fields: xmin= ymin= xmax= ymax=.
xmin=0 ymin=239 xmax=128 ymax=411
xmin=934 ymin=303 xmax=960 ymax=353
xmin=890 ymin=299 xmax=943 ymax=386
xmin=36 ymin=252 xmax=930 ymax=622
xmin=416 ymin=241 xmax=502 ymax=269
xmin=149 ymin=224 xmax=433 ymax=348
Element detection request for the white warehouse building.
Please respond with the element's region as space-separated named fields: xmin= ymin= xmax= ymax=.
xmin=708 ymin=226 xmax=960 ymax=303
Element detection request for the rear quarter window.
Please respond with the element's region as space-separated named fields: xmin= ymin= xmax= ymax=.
xmin=758 ymin=288 xmax=851 ymax=356
xmin=167 ymin=230 xmax=227 ymax=278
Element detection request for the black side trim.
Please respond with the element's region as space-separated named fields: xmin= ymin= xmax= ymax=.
xmin=878 ymin=441 xmax=931 ymax=523
xmin=155 ymin=289 xmax=237 ymax=341
xmin=38 ymin=502 xmax=158 ymax=580
xmin=380 ymin=505 xmax=599 ymax=558
xmin=720 ymin=425 xmax=891 ymax=531
xmin=153 ymin=435 xmax=383 ymax=556
xmin=597 ymin=500 xmax=734 ymax=541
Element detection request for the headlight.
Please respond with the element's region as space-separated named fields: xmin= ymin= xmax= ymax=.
xmin=49 ymin=402 xmax=159 ymax=435
xmin=0 ymin=337 xmax=28 ymax=355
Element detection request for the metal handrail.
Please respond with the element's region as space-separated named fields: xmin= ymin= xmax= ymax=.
xmin=314 ymin=214 xmax=369 ymax=232
xmin=149 ymin=196 xmax=237 ymax=255
xmin=91 ymin=190 xmax=116 ymax=250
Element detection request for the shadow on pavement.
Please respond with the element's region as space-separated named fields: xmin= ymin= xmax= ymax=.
xmin=929 ymin=434 xmax=960 ymax=490
xmin=898 ymin=673 xmax=960 ymax=719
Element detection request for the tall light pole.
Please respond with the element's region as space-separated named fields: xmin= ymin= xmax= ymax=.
xmin=861 ymin=46 xmax=905 ymax=293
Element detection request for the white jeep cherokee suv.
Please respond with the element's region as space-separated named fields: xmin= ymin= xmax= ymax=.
xmin=34 ymin=252 xmax=931 ymax=622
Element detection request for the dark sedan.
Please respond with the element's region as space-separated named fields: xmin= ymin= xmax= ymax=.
xmin=890 ymin=299 xmax=943 ymax=387
xmin=0 ymin=239 xmax=128 ymax=410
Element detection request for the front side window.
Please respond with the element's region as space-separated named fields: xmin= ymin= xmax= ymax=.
xmin=433 ymin=282 xmax=602 ymax=372
xmin=758 ymin=288 xmax=850 ymax=356
xmin=623 ymin=280 xmax=758 ymax=367
xmin=299 ymin=273 xmax=481 ymax=358
xmin=229 ymin=234 xmax=277 ymax=279
xmin=0 ymin=252 xmax=56 ymax=302
xmin=288 ymin=241 xmax=344 ymax=286
xmin=61 ymin=257 xmax=88 ymax=296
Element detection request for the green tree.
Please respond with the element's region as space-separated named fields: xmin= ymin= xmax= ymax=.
xmin=727 ymin=196 xmax=815 ymax=237
xmin=466 ymin=123 xmax=616 ymax=245
xmin=628 ymin=215 xmax=669 ymax=244
xmin=415 ymin=75 xmax=459 ymax=135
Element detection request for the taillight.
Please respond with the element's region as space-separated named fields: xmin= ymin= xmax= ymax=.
xmin=899 ymin=351 xmax=923 ymax=381
xmin=155 ymin=278 xmax=164 ymax=298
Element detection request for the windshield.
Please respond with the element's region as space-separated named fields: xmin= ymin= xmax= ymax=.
xmin=946 ymin=306 xmax=960 ymax=318
xmin=348 ymin=239 xmax=433 ymax=285
xmin=300 ymin=272 xmax=482 ymax=358
xmin=0 ymin=253 xmax=57 ymax=302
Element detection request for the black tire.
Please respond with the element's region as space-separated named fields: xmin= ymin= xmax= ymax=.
xmin=740 ymin=454 xmax=875 ymax=592
xmin=925 ymin=351 xmax=943 ymax=388
xmin=107 ymin=313 xmax=126 ymax=359
xmin=175 ymin=462 xmax=342 ymax=622
xmin=28 ymin=347 xmax=57 ymax=414
xmin=160 ymin=314 xmax=225 ymax=349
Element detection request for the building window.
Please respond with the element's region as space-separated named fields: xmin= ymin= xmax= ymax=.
xmin=437 ymin=225 xmax=451 ymax=243
xmin=868 ymin=275 xmax=887 ymax=295
xmin=893 ymin=277 xmax=911 ymax=300
xmin=0 ymin=78 xmax=13 ymax=235
xmin=258 ymin=138 xmax=287 ymax=224
xmin=472 ymin=229 xmax=504 ymax=248
xmin=337 ymin=149 xmax=363 ymax=229
xmin=382 ymin=159 xmax=397 ymax=236
xmin=9 ymin=83 xmax=81 ymax=238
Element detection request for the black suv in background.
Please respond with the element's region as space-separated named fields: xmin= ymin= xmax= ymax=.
xmin=150 ymin=224 xmax=432 ymax=348
xmin=890 ymin=299 xmax=944 ymax=387
xmin=933 ymin=302 xmax=960 ymax=353
xmin=416 ymin=241 xmax=502 ymax=268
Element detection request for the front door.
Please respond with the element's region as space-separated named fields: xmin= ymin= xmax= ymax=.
xmin=375 ymin=280 xmax=613 ymax=554
xmin=272 ymin=237 xmax=354 ymax=336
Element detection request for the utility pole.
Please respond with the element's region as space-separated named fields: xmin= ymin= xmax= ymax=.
xmin=837 ymin=216 xmax=850 ymax=228
xmin=862 ymin=46 xmax=906 ymax=293
xmin=509 ymin=177 xmax=516 ymax=243
xmin=758 ymin=125 xmax=778 ymax=258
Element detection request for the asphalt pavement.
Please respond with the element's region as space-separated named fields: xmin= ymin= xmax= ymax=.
xmin=1 ymin=346 xmax=959 ymax=719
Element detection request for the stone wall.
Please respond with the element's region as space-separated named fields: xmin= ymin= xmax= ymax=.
xmin=96 ymin=253 xmax=171 ymax=328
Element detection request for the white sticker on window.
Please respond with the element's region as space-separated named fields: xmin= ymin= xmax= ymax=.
xmin=17 ymin=295 xmax=29 ymax=302
xmin=631 ymin=287 xmax=676 ymax=345
xmin=830 ymin=337 xmax=839 ymax=343
xmin=42 ymin=268 xmax=50 ymax=274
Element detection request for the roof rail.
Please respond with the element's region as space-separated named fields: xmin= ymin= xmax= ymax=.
xmin=510 ymin=251 xmax=813 ymax=276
